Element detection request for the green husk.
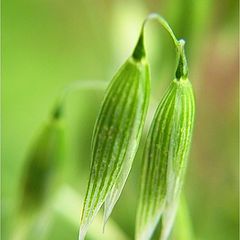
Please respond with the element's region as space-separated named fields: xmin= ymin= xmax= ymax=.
xmin=135 ymin=76 xmax=195 ymax=240
xmin=79 ymin=30 xmax=150 ymax=240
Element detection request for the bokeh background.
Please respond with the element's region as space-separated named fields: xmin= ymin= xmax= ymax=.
xmin=2 ymin=0 xmax=238 ymax=240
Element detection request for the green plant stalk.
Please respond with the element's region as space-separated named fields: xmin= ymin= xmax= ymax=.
xmin=142 ymin=13 xmax=188 ymax=79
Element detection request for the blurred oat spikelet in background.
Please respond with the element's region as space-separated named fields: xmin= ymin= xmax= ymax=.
xmin=20 ymin=114 xmax=65 ymax=214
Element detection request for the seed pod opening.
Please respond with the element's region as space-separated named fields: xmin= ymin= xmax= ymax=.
xmin=79 ymin=30 xmax=150 ymax=240
xmin=135 ymin=77 xmax=195 ymax=240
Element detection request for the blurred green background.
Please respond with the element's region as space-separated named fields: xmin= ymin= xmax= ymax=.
xmin=2 ymin=0 xmax=238 ymax=240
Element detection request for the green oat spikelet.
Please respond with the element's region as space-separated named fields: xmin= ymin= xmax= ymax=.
xmin=20 ymin=111 xmax=64 ymax=213
xmin=135 ymin=41 xmax=195 ymax=240
xmin=79 ymin=28 xmax=150 ymax=240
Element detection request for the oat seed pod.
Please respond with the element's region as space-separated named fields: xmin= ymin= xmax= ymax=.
xmin=20 ymin=113 xmax=64 ymax=213
xmin=135 ymin=42 xmax=195 ymax=240
xmin=79 ymin=28 xmax=150 ymax=240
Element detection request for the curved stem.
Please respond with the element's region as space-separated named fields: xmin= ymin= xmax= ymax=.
xmin=132 ymin=13 xmax=180 ymax=61
xmin=143 ymin=13 xmax=180 ymax=47
xmin=142 ymin=13 xmax=189 ymax=79
xmin=51 ymin=80 xmax=108 ymax=119
xmin=53 ymin=12 xmax=189 ymax=121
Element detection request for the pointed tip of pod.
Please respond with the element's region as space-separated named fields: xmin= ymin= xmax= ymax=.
xmin=78 ymin=226 xmax=87 ymax=240
xmin=102 ymin=205 xmax=109 ymax=233
xmin=175 ymin=40 xmax=188 ymax=80
xmin=132 ymin=29 xmax=145 ymax=61
xmin=102 ymin=217 xmax=108 ymax=234
xmin=51 ymin=103 xmax=64 ymax=120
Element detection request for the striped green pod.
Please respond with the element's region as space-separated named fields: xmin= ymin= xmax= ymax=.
xmin=20 ymin=115 xmax=64 ymax=213
xmin=79 ymin=30 xmax=150 ymax=240
xmin=135 ymin=76 xmax=195 ymax=240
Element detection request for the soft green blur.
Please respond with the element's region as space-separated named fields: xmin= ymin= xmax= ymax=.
xmin=2 ymin=0 xmax=238 ymax=240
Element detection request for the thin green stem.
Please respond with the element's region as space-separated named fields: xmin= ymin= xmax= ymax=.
xmin=141 ymin=13 xmax=189 ymax=80
xmin=144 ymin=13 xmax=179 ymax=47
xmin=132 ymin=13 xmax=179 ymax=61
xmin=52 ymin=80 xmax=107 ymax=119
